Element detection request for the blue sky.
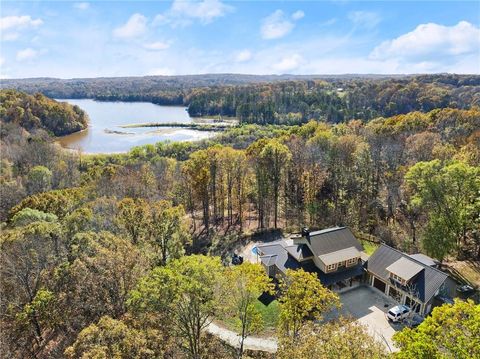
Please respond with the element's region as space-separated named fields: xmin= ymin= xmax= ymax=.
xmin=1 ymin=1 xmax=479 ymax=78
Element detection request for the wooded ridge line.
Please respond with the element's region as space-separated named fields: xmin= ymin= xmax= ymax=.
xmin=2 ymin=74 xmax=479 ymax=125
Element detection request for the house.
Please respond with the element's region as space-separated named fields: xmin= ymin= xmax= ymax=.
xmin=366 ymin=244 xmax=450 ymax=315
xmin=256 ymin=227 xmax=366 ymax=290
xmin=256 ymin=227 xmax=456 ymax=316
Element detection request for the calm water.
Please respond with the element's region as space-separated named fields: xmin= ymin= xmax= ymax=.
xmin=57 ymin=99 xmax=214 ymax=153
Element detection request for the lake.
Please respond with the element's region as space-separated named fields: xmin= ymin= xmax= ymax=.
xmin=57 ymin=99 xmax=214 ymax=153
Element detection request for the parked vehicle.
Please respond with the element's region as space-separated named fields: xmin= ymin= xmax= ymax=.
xmin=457 ymin=284 xmax=474 ymax=293
xmin=387 ymin=305 xmax=411 ymax=322
xmin=231 ymin=253 xmax=244 ymax=265
xmin=405 ymin=314 xmax=424 ymax=328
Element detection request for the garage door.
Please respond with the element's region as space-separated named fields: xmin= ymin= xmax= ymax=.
xmin=373 ymin=277 xmax=386 ymax=293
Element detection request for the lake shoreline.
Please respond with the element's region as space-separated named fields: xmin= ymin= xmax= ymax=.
xmin=119 ymin=122 xmax=235 ymax=131
xmin=55 ymin=99 xmax=216 ymax=153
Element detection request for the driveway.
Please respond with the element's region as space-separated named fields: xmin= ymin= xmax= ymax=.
xmin=337 ymin=285 xmax=403 ymax=352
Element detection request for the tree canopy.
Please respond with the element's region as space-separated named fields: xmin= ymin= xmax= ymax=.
xmin=393 ymin=299 xmax=480 ymax=359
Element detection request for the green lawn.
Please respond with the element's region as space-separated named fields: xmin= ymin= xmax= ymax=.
xmin=254 ymin=299 xmax=280 ymax=329
xmin=361 ymin=240 xmax=379 ymax=256
xmin=222 ymin=299 xmax=280 ymax=334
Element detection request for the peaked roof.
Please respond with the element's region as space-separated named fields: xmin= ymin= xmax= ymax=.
xmin=307 ymin=227 xmax=363 ymax=256
xmin=257 ymin=242 xmax=300 ymax=273
xmin=386 ymin=257 xmax=424 ymax=281
xmin=284 ymin=243 xmax=314 ymax=261
xmin=367 ymin=244 xmax=448 ymax=303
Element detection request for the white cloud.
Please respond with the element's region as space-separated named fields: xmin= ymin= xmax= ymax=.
xmin=0 ymin=57 xmax=5 ymax=67
xmin=73 ymin=2 xmax=90 ymax=10
xmin=235 ymin=49 xmax=252 ymax=62
xmin=348 ymin=11 xmax=381 ymax=29
xmin=273 ymin=54 xmax=303 ymax=73
xmin=371 ymin=21 xmax=480 ymax=61
xmin=261 ymin=10 xmax=303 ymax=40
xmin=113 ymin=13 xmax=147 ymax=39
xmin=16 ymin=48 xmax=38 ymax=61
xmin=292 ymin=10 xmax=305 ymax=21
xmin=0 ymin=15 xmax=43 ymax=31
xmin=147 ymin=67 xmax=175 ymax=76
xmin=143 ymin=41 xmax=171 ymax=51
xmin=154 ymin=0 xmax=233 ymax=27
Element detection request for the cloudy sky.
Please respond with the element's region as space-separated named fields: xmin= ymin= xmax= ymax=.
xmin=1 ymin=0 xmax=479 ymax=78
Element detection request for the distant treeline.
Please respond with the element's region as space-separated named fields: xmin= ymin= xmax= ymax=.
xmin=2 ymin=74 xmax=479 ymax=125
xmin=185 ymin=75 xmax=480 ymax=124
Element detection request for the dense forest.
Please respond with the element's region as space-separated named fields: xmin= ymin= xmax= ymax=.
xmin=1 ymin=82 xmax=479 ymax=358
xmin=186 ymin=75 xmax=480 ymax=124
xmin=0 ymin=90 xmax=88 ymax=136
xmin=0 ymin=73 xmax=399 ymax=97
xmin=3 ymin=74 xmax=479 ymax=124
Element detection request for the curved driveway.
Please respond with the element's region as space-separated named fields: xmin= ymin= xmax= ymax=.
xmin=206 ymin=321 xmax=278 ymax=353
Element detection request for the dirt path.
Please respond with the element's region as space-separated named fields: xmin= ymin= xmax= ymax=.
xmin=206 ymin=321 xmax=278 ymax=353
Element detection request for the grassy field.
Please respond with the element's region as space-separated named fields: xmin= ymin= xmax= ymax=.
xmin=361 ymin=240 xmax=379 ymax=256
xmin=222 ymin=299 xmax=280 ymax=334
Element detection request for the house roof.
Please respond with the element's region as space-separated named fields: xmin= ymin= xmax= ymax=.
xmin=284 ymin=243 xmax=314 ymax=261
xmin=367 ymin=244 xmax=448 ymax=303
xmin=386 ymin=257 xmax=424 ymax=281
xmin=409 ymin=253 xmax=438 ymax=267
xmin=318 ymin=246 xmax=361 ymax=265
xmin=257 ymin=242 xmax=300 ymax=273
xmin=307 ymin=227 xmax=363 ymax=257
xmin=259 ymin=254 xmax=278 ymax=267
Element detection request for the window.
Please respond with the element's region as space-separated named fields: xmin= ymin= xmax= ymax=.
xmin=390 ymin=272 xmax=406 ymax=284
xmin=347 ymin=257 xmax=358 ymax=265
xmin=327 ymin=263 xmax=337 ymax=271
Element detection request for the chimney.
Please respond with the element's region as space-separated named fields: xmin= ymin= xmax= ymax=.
xmin=301 ymin=227 xmax=310 ymax=241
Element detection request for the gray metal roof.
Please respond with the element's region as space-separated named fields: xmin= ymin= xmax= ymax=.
xmin=260 ymin=254 xmax=278 ymax=267
xmin=386 ymin=257 xmax=424 ymax=281
xmin=318 ymin=246 xmax=360 ymax=265
xmin=284 ymin=244 xmax=314 ymax=261
xmin=409 ymin=253 xmax=438 ymax=267
xmin=307 ymin=227 xmax=364 ymax=256
xmin=257 ymin=242 xmax=300 ymax=273
xmin=367 ymin=244 xmax=448 ymax=303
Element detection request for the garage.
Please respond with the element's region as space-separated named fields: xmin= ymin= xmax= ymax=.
xmin=373 ymin=277 xmax=386 ymax=293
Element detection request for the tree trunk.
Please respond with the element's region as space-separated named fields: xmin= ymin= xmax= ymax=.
xmin=274 ymin=182 xmax=279 ymax=229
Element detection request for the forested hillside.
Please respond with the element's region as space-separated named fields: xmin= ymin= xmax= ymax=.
xmin=3 ymin=74 xmax=479 ymax=124
xmin=186 ymin=75 xmax=480 ymax=123
xmin=1 ymin=87 xmax=479 ymax=358
xmin=0 ymin=73 xmax=398 ymax=97
xmin=0 ymin=90 xmax=88 ymax=136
